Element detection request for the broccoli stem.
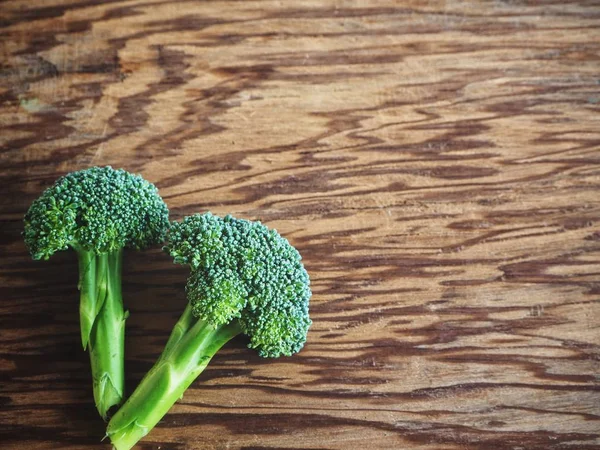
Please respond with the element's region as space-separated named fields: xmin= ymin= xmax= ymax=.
xmin=107 ymin=304 xmax=242 ymax=450
xmin=77 ymin=247 xmax=126 ymax=420
xmin=77 ymin=248 xmax=98 ymax=349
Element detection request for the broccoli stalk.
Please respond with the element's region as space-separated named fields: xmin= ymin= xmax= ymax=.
xmin=75 ymin=245 xmax=126 ymax=416
xmin=106 ymin=305 xmax=241 ymax=450
xmin=23 ymin=167 xmax=169 ymax=420
xmin=107 ymin=213 xmax=312 ymax=450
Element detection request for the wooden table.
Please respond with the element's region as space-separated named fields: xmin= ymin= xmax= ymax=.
xmin=2 ymin=1 xmax=599 ymax=449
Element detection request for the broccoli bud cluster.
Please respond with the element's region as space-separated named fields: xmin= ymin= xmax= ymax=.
xmin=24 ymin=166 xmax=170 ymax=259
xmin=165 ymin=213 xmax=312 ymax=357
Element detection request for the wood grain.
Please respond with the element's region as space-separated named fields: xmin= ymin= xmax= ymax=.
xmin=1 ymin=1 xmax=600 ymax=449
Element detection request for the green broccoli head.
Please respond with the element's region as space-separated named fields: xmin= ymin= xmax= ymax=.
xmin=24 ymin=166 xmax=170 ymax=259
xmin=165 ymin=213 xmax=312 ymax=358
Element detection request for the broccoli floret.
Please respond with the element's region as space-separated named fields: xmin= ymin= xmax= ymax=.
xmin=106 ymin=213 xmax=311 ymax=450
xmin=23 ymin=166 xmax=169 ymax=420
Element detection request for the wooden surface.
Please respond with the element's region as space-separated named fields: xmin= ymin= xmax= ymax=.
xmin=1 ymin=1 xmax=600 ymax=449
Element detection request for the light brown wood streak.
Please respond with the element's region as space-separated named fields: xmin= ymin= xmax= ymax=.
xmin=1 ymin=0 xmax=599 ymax=449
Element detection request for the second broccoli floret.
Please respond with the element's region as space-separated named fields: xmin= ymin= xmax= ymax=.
xmin=106 ymin=212 xmax=311 ymax=450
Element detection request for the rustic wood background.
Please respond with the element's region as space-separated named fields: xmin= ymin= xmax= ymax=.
xmin=1 ymin=1 xmax=599 ymax=449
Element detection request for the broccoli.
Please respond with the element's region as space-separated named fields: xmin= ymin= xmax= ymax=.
xmin=106 ymin=212 xmax=312 ymax=450
xmin=23 ymin=166 xmax=169 ymax=420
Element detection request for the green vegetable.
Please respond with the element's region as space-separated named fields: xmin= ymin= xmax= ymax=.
xmin=106 ymin=213 xmax=312 ymax=450
xmin=23 ymin=166 xmax=169 ymax=420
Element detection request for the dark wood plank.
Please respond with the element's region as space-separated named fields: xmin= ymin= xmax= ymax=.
xmin=1 ymin=1 xmax=599 ymax=449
